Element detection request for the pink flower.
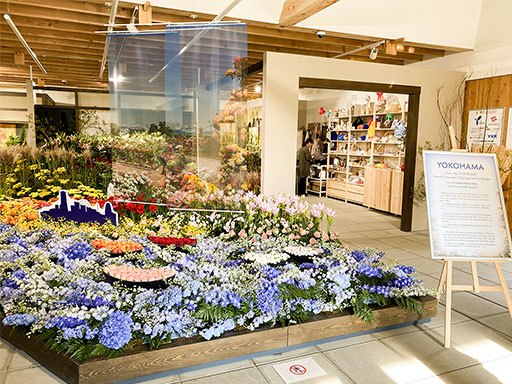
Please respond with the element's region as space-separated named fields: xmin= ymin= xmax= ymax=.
xmin=256 ymin=227 xmax=263 ymax=234
xmin=266 ymin=230 xmax=272 ymax=236
xmin=262 ymin=233 xmax=268 ymax=240
xmin=228 ymin=230 xmax=235 ymax=237
xmin=325 ymin=208 xmax=336 ymax=218
xmin=309 ymin=238 xmax=316 ymax=245
xmin=238 ymin=230 xmax=247 ymax=238
xmin=299 ymin=228 xmax=306 ymax=236
xmin=322 ymin=232 xmax=329 ymax=241
xmin=314 ymin=231 xmax=321 ymax=238
xmin=289 ymin=234 xmax=295 ymax=240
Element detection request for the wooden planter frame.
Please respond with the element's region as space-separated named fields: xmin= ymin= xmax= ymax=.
xmin=0 ymin=296 xmax=436 ymax=384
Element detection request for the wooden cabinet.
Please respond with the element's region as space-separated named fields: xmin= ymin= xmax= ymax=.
xmin=390 ymin=170 xmax=404 ymax=215
xmin=363 ymin=168 xmax=403 ymax=214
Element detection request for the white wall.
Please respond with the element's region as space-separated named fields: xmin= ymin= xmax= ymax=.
xmin=262 ymin=52 xmax=465 ymax=231
xmin=410 ymin=0 xmax=512 ymax=79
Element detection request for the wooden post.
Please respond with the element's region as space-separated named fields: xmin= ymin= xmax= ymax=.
xmin=440 ymin=259 xmax=512 ymax=348
xmin=494 ymin=262 xmax=512 ymax=319
xmin=139 ymin=1 xmax=152 ymax=24
xmin=26 ymin=79 xmax=36 ymax=148
xmin=444 ymin=260 xmax=453 ymax=348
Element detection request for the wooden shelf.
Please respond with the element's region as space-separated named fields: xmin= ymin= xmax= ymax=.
xmin=326 ymin=99 xmax=406 ymax=215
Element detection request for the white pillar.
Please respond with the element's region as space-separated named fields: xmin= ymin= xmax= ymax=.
xmin=25 ymin=79 xmax=36 ymax=147
xmin=261 ymin=52 xmax=300 ymax=195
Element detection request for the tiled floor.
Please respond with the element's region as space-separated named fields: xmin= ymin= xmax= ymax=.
xmin=2 ymin=197 xmax=512 ymax=384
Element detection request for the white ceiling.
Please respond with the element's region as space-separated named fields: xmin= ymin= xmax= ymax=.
xmin=122 ymin=0 xmax=486 ymax=49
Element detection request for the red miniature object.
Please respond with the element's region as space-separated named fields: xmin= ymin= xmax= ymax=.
xmin=318 ymin=107 xmax=325 ymax=115
xmin=147 ymin=236 xmax=197 ymax=247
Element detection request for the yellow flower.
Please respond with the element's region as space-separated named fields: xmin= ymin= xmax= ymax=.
xmin=59 ymin=179 xmax=69 ymax=185
xmin=5 ymin=177 xmax=16 ymax=183
xmin=12 ymin=183 xmax=22 ymax=189
xmin=55 ymin=167 xmax=67 ymax=174
xmin=29 ymin=164 xmax=38 ymax=170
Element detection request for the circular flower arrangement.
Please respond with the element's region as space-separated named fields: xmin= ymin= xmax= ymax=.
xmin=91 ymin=239 xmax=143 ymax=255
xmin=147 ymin=236 xmax=197 ymax=247
xmin=283 ymin=245 xmax=325 ymax=263
xmin=103 ymin=264 xmax=175 ymax=289
xmin=283 ymin=246 xmax=324 ymax=257
xmin=242 ymin=250 xmax=289 ymax=264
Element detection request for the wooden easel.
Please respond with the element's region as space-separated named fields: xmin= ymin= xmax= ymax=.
xmin=437 ymin=259 xmax=512 ymax=348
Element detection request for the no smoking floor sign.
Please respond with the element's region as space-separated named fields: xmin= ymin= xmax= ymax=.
xmin=273 ymin=357 xmax=327 ymax=383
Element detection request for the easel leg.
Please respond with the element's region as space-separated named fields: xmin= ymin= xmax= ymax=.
xmin=437 ymin=261 xmax=448 ymax=300
xmin=470 ymin=261 xmax=480 ymax=293
xmin=494 ymin=262 xmax=512 ymax=320
xmin=444 ymin=260 xmax=453 ymax=348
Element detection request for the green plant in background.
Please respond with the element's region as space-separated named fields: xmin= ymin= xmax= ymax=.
xmin=5 ymin=126 xmax=26 ymax=147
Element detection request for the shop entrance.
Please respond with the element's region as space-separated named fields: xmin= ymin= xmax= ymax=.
xmin=297 ymin=78 xmax=420 ymax=232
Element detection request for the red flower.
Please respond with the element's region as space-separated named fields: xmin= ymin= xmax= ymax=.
xmin=126 ymin=203 xmax=136 ymax=211
xmin=149 ymin=204 xmax=157 ymax=212
xmin=136 ymin=205 xmax=145 ymax=214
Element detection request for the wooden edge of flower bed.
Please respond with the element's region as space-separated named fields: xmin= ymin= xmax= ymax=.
xmin=0 ymin=296 xmax=437 ymax=384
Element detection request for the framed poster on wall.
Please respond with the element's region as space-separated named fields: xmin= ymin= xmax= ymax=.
xmin=423 ymin=151 xmax=512 ymax=259
xmin=467 ymin=108 xmax=505 ymax=147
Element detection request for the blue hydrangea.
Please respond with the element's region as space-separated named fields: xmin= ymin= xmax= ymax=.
xmin=3 ymin=313 xmax=36 ymax=326
xmin=66 ymin=293 xmax=112 ymax=308
xmin=351 ymin=250 xmax=367 ymax=262
xmin=63 ymin=242 xmax=91 ymax=260
xmin=3 ymin=269 xmax=27 ymax=289
xmin=332 ymin=272 xmax=351 ymax=289
xmin=261 ymin=265 xmax=281 ymax=279
xmin=46 ymin=316 xmax=85 ymax=329
xmin=200 ymin=318 xmax=236 ymax=340
xmin=256 ymin=281 xmax=282 ymax=315
xmin=98 ymin=311 xmax=133 ymax=350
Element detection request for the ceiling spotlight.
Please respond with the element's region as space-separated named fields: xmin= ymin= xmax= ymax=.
xmin=255 ymin=85 xmax=261 ymax=93
xmin=369 ymin=46 xmax=378 ymax=60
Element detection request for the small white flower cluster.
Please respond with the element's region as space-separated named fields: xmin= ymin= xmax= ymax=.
xmin=283 ymin=246 xmax=324 ymax=257
xmin=242 ymin=251 xmax=289 ymax=264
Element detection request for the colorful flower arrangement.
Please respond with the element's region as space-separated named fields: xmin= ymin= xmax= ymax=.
xmin=147 ymin=236 xmax=197 ymax=247
xmin=0 ymin=221 xmax=434 ymax=362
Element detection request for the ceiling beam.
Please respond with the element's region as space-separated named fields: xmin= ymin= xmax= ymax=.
xmin=279 ymin=0 xmax=339 ymax=26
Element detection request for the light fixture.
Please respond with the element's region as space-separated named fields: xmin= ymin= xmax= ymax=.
xmin=333 ymin=40 xmax=385 ymax=60
xmin=3 ymin=14 xmax=48 ymax=74
xmin=110 ymin=74 xmax=125 ymax=85
xmin=369 ymin=46 xmax=379 ymax=60
xmin=254 ymin=85 xmax=261 ymax=93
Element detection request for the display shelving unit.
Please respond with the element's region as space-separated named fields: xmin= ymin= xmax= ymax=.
xmin=307 ymin=164 xmax=328 ymax=196
xmin=326 ymin=102 xmax=407 ymax=215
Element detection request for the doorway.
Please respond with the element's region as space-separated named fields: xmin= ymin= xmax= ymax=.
xmin=298 ymin=78 xmax=421 ymax=232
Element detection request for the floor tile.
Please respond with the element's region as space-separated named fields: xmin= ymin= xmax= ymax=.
xmin=324 ymin=339 xmax=440 ymax=384
xmin=252 ymin=346 xmax=318 ymax=366
xmin=179 ymin=359 xmax=254 ymax=381
xmin=2 ymin=366 xmax=65 ymax=384
xmin=422 ymin=303 xmax=472 ymax=330
xmin=258 ymin=353 xmax=354 ymax=384
xmin=445 ymin=291 xmax=509 ymax=319
xmin=412 ymin=355 xmax=512 ymax=384
xmin=478 ymin=313 xmax=512 ymax=337
xmin=430 ymin=321 xmax=512 ymax=363
xmin=406 ymin=258 xmax=444 ymax=275
xmin=182 ymin=367 xmax=267 ymax=384
xmin=379 ymin=329 xmax=480 ymax=376
xmin=315 ymin=333 xmax=375 ymax=351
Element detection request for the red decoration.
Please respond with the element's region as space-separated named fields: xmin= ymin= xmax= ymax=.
xmin=377 ymin=92 xmax=383 ymax=101
xmin=318 ymin=107 xmax=325 ymax=115
xmin=147 ymin=236 xmax=197 ymax=247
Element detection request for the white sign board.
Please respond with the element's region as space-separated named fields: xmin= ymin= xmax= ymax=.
xmin=272 ymin=357 xmax=327 ymax=383
xmin=467 ymin=108 xmax=505 ymax=147
xmin=424 ymin=151 xmax=512 ymax=259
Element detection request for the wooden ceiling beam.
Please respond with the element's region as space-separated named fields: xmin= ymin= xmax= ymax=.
xmin=279 ymin=0 xmax=339 ymax=26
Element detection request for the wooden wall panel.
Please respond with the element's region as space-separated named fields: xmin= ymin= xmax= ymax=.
xmin=462 ymin=74 xmax=512 ymax=147
xmin=390 ymin=170 xmax=404 ymax=215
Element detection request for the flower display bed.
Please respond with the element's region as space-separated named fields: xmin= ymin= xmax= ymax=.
xmin=0 ymin=295 xmax=436 ymax=384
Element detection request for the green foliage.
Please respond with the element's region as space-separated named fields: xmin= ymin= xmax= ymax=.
xmin=395 ymin=296 xmax=424 ymax=315
xmin=196 ymin=301 xmax=239 ymax=324
xmin=5 ymin=126 xmax=26 ymax=147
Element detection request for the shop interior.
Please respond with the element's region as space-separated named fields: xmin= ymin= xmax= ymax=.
xmin=298 ymin=88 xmax=410 ymax=218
